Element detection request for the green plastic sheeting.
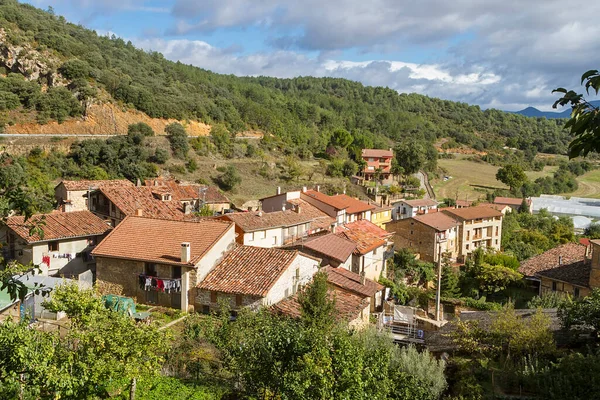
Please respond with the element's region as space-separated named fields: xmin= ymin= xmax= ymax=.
xmin=102 ymin=294 xmax=136 ymax=316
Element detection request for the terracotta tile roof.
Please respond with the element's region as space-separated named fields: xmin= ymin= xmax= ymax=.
xmin=58 ymin=179 xmax=134 ymax=191
xmin=337 ymin=224 xmax=387 ymax=255
xmin=536 ymin=260 xmax=591 ymax=288
xmin=442 ymin=205 xmax=503 ymax=221
xmin=98 ymin=186 xmax=185 ymax=220
xmin=324 ymin=266 xmax=383 ymax=297
xmin=299 ymin=233 xmax=356 ymax=263
xmin=412 ymin=213 xmax=459 ymax=231
xmin=344 ymin=220 xmax=391 ymax=238
xmin=494 ymin=197 xmax=529 ymax=206
xmin=519 ymin=243 xmax=587 ymax=277
xmin=478 ymin=203 xmax=509 ymax=212
xmin=198 ymin=246 xmax=302 ymax=296
xmin=271 ymin=287 xmax=369 ymax=320
xmin=372 ymin=203 xmax=393 ymax=212
xmin=401 ymin=198 xmax=438 ymax=207
xmin=302 ymin=190 xmax=348 ymax=210
xmin=361 ymin=149 xmax=393 ymax=158
xmin=144 ymin=178 xmax=229 ymax=204
xmin=580 ymin=238 xmax=591 ymax=247
xmin=5 ymin=211 xmax=111 ymax=243
xmin=330 ymin=194 xmax=376 ymax=214
xmin=220 ymin=203 xmax=333 ymax=232
xmin=91 ymin=216 xmax=234 ymax=266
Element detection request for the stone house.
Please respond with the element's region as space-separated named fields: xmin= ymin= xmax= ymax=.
xmin=442 ymin=206 xmax=503 ymax=260
xmin=144 ymin=178 xmax=230 ymax=213
xmin=218 ymin=202 xmax=333 ymax=248
xmin=92 ymin=216 xmax=236 ymax=311
xmin=519 ymin=242 xmax=593 ymax=298
xmin=54 ymin=179 xmax=134 ymax=212
xmin=1 ymin=211 xmax=112 ymax=277
xmin=88 ymin=185 xmax=185 ymax=226
xmin=386 ymin=212 xmax=460 ymax=263
xmin=392 ymin=198 xmax=438 ymax=220
xmin=196 ymin=246 xmax=321 ymax=314
xmin=324 ymin=266 xmax=385 ymax=313
xmin=337 ymin=220 xmax=391 ymax=281
xmin=360 ymin=148 xmax=394 ymax=183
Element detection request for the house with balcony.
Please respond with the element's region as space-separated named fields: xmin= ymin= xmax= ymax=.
xmin=92 ymin=216 xmax=236 ymax=311
xmin=1 ymin=211 xmax=112 ymax=277
xmin=442 ymin=206 xmax=503 ymax=261
xmin=196 ymin=246 xmax=320 ymax=314
xmin=218 ymin=202 xmax=334 ymax=248
xmin=391 ymin=198 xmax=438 ymax=220
xmin=55 ymin=179 xmax=134 ymax=212
xmin=386 ymin=212 xmax=460 ymax=263
xmin=370 ymin=203 xmax=393 ymax=229
xmin=87 ymin=185 xmax=185 ymax=226
xmin=360 ymin=148 xmax=394 ymax=183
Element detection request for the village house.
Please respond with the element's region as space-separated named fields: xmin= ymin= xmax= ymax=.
xmin=360 ymin=148 xmax=394 ymax=183
xmin=284 ymin=232 xmax=356 ymax=270
xmin=519 ymin=242 xmax=594 ymax=298
xmin=442 ymin=206 xmax=503 ymax=260
xmin=370 ymin=203 xmax=394 ymax=229
xmin=386 ymin=212 xmax=460 ymax=263
xmin=392 ymin=198 xmax=438 ymax=220
xmin=196 ymin=246 xmax=320 ymax=314
xmin=1 ymin=211 xmax=112 ymax=277
xmin=144 ymin=178 xmax=230 ymax=214
xmin=324 ymin=266 xmax=385 ymax=313
xmin=54 ymin=179 xmax=134 ymax=212
xmin=87 ymin=185 xmax=185 ymax=226
xmin=92 ymin=216 xmax=236 ymax=311
xmin=493 ymin=196 xmax=531 ymax=213
xmin=337 ymin=220 xmax=392 ymax=281
xmin=218 ymin=201 xmax=334 ymax=248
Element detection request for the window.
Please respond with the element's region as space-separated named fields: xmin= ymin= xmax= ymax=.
xmin=145 ymin=263 xmax=157 ymax=277
xmin=260 ymin=231 xmax=266 ymax=239
xmin=574 ymin=287 xmax=580 ymax=298
xmin=466 ymin=244 xmax=470 ymax=250
xmin=202 ymin=305 xmax=210 ymax=314
xmin=495 ymin=226 xmax=499 ymax=236
xmin=48 ymin=241 xmax=59 ymax=252
xmin=552 ymin=281 xmax=557 ymax=291
xmin=210 ymin=291 xmax=218 ymax=303
xmin=236 ymin=294 xmax=243 ymax=306
xmin=410 ymin=230 xmax=413 ymax=235
xmin=273 ymin=236 xmax=278 ymax=245
xmin=172 ymin=266 xmax=181 ymax=279
xmin=495 ymin=239 xmax=499 ymax=245
xmin=296 ymin=268 xmax=300 ymax=280
xmin=249 ymin=232 xmax=254 ymax=242
xmin=87 ymin=237 xmax=97 ymax=246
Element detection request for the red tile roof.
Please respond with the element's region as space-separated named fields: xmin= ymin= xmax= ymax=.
xmin=221 ymin=202 xmax=333 ymax=232
xmin=361 ymin=149 xmax=393 ymax=158
xmin=300 ymin=233 xmax=356 ymax=263
xmin=442 ymin=205 xmax=503 ymax=221
xmin=412 ymin=213 xmax=460 ymax=231
xmin=337 ymin=223 xmax=387 ymax=255
xmin=344 ymin=219 xmax=391 ymax=238
xmin=519 ymin=243 xmax=587 ymax=277
xmin=198 ymin=246 xmax=305 ymax=296
xmin=91 ymin=216 xmax=234 ymax=266
xmin=401 ymin=198 xmax=438 ymax=207
xmin=98 ymin=186 xmax=185 ymax=220
xmin=271 ymin=287 xmax=369 ymax=320
xmin=330 ymin=194 xmax=376 ymax=214
xmin=580 ymin=238 xmax=591 ymax=247
xmin=494 ymin=197 xmax=529 ymax=206
xmin=58 ymin=179 xmax=134 ymax=191
xmin=144 ymin=178 xmax=229 ymax=204
xmin=325 ymin=266 xmax=383 ymax=297
xmin=302 ymin=190 xmax=348 ymax=210
xmin=5 ymin=211 xmax=111 ymax=243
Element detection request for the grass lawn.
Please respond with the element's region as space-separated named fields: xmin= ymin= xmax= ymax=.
xmin=562 ymin=168 xmax=600 ymax=198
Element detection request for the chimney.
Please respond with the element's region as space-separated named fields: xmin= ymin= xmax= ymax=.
xmin=360 ymin=271 xmax=366 ymax=285
xmin=135 ymin=208 xmax=143 ymax=217
xmin=330 ymin=222 xmax=336 ymax=233
xmin=136 ymin=178 xmax=141 ymax=187
xmin=316 ymin=185 xmax=321 ymax=192
xmin=302 ymin=186 xmax=307 ymax=193
xmin=181 ymin=242 xmax=191 ymax=264
xmin=277 ymin=186 xmax=281 ymax=195
xmin=282 ymin=204 xmax=286 ymax=211
xmin=559 ymin=255 xmax=563 ymax=266
xmin=295 ymin=204 xmax=301 ymax=214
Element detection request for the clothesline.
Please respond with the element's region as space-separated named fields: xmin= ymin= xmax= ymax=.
xmin=138 ymin=274 xmax=182 ymax=294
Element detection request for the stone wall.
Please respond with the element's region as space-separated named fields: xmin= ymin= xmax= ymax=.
xmin=196 ymin=290 xmax=263 ymax=313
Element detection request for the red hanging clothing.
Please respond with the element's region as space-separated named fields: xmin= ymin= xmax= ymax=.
xmin=156 ymin=279 xmax=165 ymax=292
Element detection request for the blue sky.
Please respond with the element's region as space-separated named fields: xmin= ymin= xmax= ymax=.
xmin=24 ymin=0 xmax=600 ymax=111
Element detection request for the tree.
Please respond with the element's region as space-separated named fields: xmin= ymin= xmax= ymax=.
xmin=440 ymin=264 xmax=461 ymax=298
xmin=165 ymin=123 xmax=189 ymax=159
xmin=496 ymin=164 xmax=527 ymax=191
xmin=58 ymin=59 xmax=90 ymax=80
xmin=329 ymin=128 xmax=353 ymax=149
xmin=128 ymin=122 xmax=155 ymax=137
xmin=217 ymin=165 xmax=241 ymax=191
xmin=472 ymin=262 xmax=523 ymax=294
xmin=298 ymin=271 xmax=336 ymax=333
xmin=584 ymin=223 xmax=600 ymax=239
xmin=394 ymin=142 xmax=426 ymax=175
xmin=210 ymin=124 xmax=232 ymax=156
xmin=559 ymin=288 xmax=600 ymax=337
xmin=553 ymin=70 xmax=600 ymax=158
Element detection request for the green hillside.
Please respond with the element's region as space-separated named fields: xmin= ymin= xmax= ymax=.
xmin=0 ymin=0 xmax=570 ymax=156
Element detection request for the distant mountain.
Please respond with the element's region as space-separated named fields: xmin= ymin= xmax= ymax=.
xmin=514 ymin=101 xmax=600 ymax=119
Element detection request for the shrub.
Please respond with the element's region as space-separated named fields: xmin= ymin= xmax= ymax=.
xmin=166 ymin=123 xmax=189 ymax=159
xmin=216 ymin=165 xmax=241 ymax=191
xmin=127 ymin=122 xmax=154 ymax=137
xmin=152 ymin=148 xmax=169 ymax=164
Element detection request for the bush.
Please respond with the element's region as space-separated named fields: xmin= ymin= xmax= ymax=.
xmin=186 ymin=158 xmax=198 ymax=172
xmin=127 ymin=122 xmax=154 ymax=137
xmin=216 ymin=165 xmax=241 ymax=191
xmin=152 ymin=148 xmax=169 ymax=164
xmin=58 ymin=59 xmax=91 ymax=80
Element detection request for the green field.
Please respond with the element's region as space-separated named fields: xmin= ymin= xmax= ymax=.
xmin=562 ymin=169 xmax=600 ymax=198
xmin=433 ymin=156 xmax=558 ymax=200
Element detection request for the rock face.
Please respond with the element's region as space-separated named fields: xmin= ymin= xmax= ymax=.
xmin=0 ymin=29 xmax=63 ymax=86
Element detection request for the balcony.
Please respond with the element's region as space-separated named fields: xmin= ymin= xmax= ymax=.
xmin=92 ymin=204 xmax=110 ymax=215
xmin=139 ymin=274 xmax=182 ymax=293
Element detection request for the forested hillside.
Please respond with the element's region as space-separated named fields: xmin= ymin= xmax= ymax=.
xmin=0 ymin=0 xmax=570 ymax=155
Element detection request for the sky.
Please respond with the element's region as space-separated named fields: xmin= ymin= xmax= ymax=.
xmin=24 ymin=0 xmax=600 ymax=111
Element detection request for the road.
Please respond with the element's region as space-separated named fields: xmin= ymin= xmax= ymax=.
xmin=415 ymin=170 xmax=436 ymax=200
xmin=0 ymin=133 xmax=261 ymax=139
